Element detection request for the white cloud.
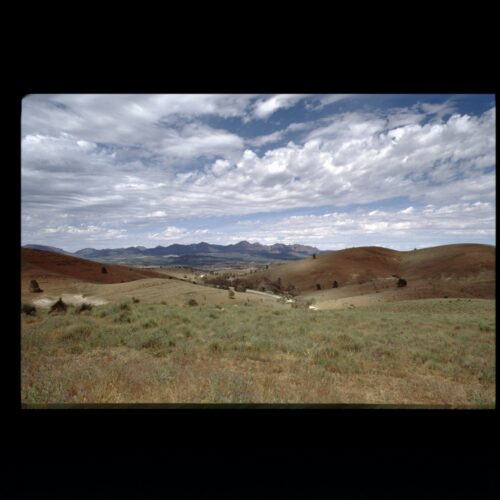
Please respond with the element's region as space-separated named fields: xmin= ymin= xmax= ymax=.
xmin=149 ymin=226 xmax=188 ymax=241
xmin=251 ymin=94 xmax=309 ymax=120
xmin=225 ymin=201 xmax=495 ymax=249
xmin=21 ymin=95 xmax=496 ymax=250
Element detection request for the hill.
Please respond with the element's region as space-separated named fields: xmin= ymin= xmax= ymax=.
xmin=246 ymin=244 xmax=495 ymax=297
xmin=21 ymin=248 xmax=168 ymax=292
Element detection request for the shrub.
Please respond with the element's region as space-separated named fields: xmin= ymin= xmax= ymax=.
xmin=228 ymin=290 xmax=235 ymax=299
xmin=29 ymin=279 xmax=43 ymax=293
xmin=76 ymin=303 xmax=93 ymax=314
xmin=187 ymin=299 xmax=198 ymax=306
xmin=397 ymin=278 xmax=407 ymax=288
xmin=119 ymin=302 xmax=131 ymax=311
xmin=22 ymin=303 xmax=36 ymax=316
xmin=49 ymin=298 xmax=67 ymax=314
xmin=101 ymin=266 xmax=108 ymax=274
xmin=316 ymin=283 xmax=321 ymax=290
xmin=332 ymin=281 xmax=338 ymax=288
xmin=132 ymin=297 xmax=140 ymax=303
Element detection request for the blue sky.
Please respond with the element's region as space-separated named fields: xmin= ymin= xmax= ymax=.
xmin=21 ymin=94 xmax=495 ymax=252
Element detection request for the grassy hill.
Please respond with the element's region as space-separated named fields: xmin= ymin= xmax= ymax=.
xmin=246 ymin=244 xmax=495 ymax=296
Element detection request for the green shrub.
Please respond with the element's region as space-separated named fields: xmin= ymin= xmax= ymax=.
xmin=187 ymin=299 xmax=198 ymax=306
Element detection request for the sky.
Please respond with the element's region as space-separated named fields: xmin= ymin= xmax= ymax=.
xmin=21 ymin=93 xmax=496 ymax=252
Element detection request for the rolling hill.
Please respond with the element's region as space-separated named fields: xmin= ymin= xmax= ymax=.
xmin=246 ymin=244 xmax=496 ymax=296
xmin=21 ymin=248 xmax=168 ymax=291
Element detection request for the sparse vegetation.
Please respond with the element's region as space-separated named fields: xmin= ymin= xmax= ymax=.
xmin=49 ymin=298 xmax=67 ymax=314
xmin=21 ymin=298 xmax=495 ymax=405
xmin=29 ymin=279 xmax=43 ymax=293
xmin=22 ymin=303 xmax=37 ymax=316
xmin=76 ymin=303 xmax=93 ymax=314
xmin=187 ymin=299 xmax=198 ymax=306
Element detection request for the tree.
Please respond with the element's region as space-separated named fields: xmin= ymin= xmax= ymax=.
xmin=316 ymin=283 xmax=321 ymax=290
xmin=29 ymin=279 xmax=43 ymax=293
xmin=312 ymin=254 xmax=316 ymax=259
xmin=101 ymin=266 xmax=108 ymax=274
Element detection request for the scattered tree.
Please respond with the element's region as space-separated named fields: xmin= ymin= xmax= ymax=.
xmin=312 ymin=254 xmax=316 ymax=259
xmin=49 ymin=297 xmax=67 ymax=314
xmin=316 ymin=283 xmax=321 ymax=290
xmin=332 ymin=280 xmax=338 ymax=288
xmin=29 ymin=279 xmax=43 ymax=293
xmin=397 ymin=278 xmax=407 ymax=288
xmin=228 ymin=290 xmax=235 ymax=299
xmin=101 ymin=266 xmax=108 ymax=274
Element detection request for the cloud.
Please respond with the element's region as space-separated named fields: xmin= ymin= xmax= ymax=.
xmin=251 ymin=94 xmax=309 ymax=120
xmin=21 ymin=95 xmax=495 ymax=250
xmin=149 ymin=226 xmax=189 ymax=241
xmin=306 ymin=94 xmax=355 ymax=110
xmin=224 ymin=201 xmax=495 ymax=250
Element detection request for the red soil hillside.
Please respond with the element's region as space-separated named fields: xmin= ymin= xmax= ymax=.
xmin=21 ymin=248 xmax=168 ymax=287
xmin=248 ymin=244 xmax=495 ymax=294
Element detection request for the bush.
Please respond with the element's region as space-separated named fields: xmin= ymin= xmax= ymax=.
xmin=49 ymin=298 xmax=67 ymax=314
xmin=119 ymin=302 xmax=131 ymax=311
xmin=397 ymin=278 xmax=407 ymax=288
xmin=29 ymin=279 xmax=43 ymax=293
xmin=316 ymin=283 xmax=321 ymax=290
xmin=22 ymin=303 xmax=36 ymax=316
xmin=101 ymin=266 xmax=108 ymax=274
xmin=187 ymin=299 xmax=198 ymax=306
xmin=132 ymin=297 xmax=140 ymax=303
xmin=228 ymin=290 xmax=235 ymax=299
xmin=76 ymin=303 xmax=93 ymax=314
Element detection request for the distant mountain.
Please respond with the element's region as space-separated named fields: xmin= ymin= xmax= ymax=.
xmin=71 ymin=241 xmax=321 ymax=267
xmin=22 ymin=244 xmax=74 ymax=256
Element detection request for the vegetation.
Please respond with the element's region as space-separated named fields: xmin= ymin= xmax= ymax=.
xmin=21 ymin=298 xmax=495 ymax=406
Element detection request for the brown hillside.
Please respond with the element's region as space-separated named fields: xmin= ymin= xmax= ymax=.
xmin=21 ymin=248 xmax=168 ymax=290
xmin=248 ymin=244 xmax=495 ymax=294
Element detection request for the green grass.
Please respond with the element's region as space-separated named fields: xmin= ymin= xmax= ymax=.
xmin=21 ymin=298 xmax=495 ymax=405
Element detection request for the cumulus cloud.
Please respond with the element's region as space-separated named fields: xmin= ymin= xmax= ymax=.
xmin=21 ymin=94 xmax=495 ymax=250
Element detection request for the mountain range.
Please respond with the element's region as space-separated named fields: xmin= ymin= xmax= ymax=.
xmin=23 ymin=241 xmax=321 ymax=267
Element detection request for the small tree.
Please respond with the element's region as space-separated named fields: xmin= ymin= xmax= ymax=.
xmin=101 ymin=266 xmax=108 ymax=274
xmin=397 ymin=278 xmax=407 ymax=288
xmin=312 ymin=254 xmax=316 ymax=259
xmin=228 ymin=290 xmax=235 ymax=299
xmin=29 ymin=279 xmax=43 ymax=293
xmin=316 ymin=283 xmax=321 ymax=290
xmin=49 ymin=297 xmax=67 ymax=314
xmin=332 ymin=280 xmax=338 ymax=288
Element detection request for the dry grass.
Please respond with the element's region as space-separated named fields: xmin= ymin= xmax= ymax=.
xmin=21 ymin=298 xmax=495 ymax=406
